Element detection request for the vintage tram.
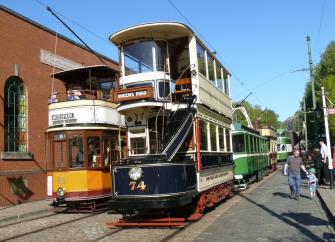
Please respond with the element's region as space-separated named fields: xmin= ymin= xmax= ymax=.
xmin=258 ymin=126 xmax=277 ymax=172
xmin=232 ymin=122 xmax=270 ymax=190
xmin=46 ymin=65 xmax=125 ymax=212
xmin=106 ymin=22 xmax=234 ymax=226
xmin=276 ymin=128 xmax=292 ymax=161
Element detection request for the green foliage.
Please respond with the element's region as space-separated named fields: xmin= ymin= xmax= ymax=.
xmin=301 ymin=41 xmax=335 ymax=144
xmin=233 ymin=100 xmax=281 ymax=128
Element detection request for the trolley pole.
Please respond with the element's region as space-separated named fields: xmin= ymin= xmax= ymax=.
xmin=306 ymin=35 xmax=318 ymax=141
xmin=321 ymin=86 xmax=334 ymax=189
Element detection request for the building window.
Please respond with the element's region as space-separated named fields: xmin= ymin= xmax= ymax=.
xmin=4 ymin=77 xmax=27 ymax=152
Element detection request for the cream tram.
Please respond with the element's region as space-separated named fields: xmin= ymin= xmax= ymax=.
xmin=107 ymin=22 xmax=234 ymax=225
xmin=46 ymin=65 xmax=125 ymax=212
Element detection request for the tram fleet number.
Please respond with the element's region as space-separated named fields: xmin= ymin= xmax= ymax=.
xmin=129 ymin=181 xmax=147 ymax=192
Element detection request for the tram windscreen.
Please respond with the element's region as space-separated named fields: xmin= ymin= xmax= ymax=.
xmin=69 ymin=138 xmax=84 ymax=168
xmin=123 ymin=40 xmax=167 ymax=75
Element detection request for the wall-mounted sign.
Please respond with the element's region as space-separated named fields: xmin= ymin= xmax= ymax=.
xmin=113 ymin=86 xmax=153 ymax=102
xmin=328 ymin=108 xmax=335 ymax=115
xmin=40 ymin=49 xmax=83 ymax=71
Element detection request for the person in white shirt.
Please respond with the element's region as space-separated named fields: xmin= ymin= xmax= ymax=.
xmin=319 ymin=139 xmax=330 ymax=184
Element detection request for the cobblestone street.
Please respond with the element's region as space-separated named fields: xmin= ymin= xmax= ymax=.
xmin=0 ymin=169 xmax=334 ymax=242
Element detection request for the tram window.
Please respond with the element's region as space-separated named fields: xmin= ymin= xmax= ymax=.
xmin=154 ymin=41 xmax=167 ymax=72
xmin=130 ymin=137 xmax=146 ymax=155
xmin=168 ymin=37 xmax=190 ymax=80
xmin=69 ymin=138 xmax=84 ymax=168
xmin=124 ymin=41 xmax=154 ymax=75
xmin=224 ymin=76 xmax=229 ymax=96
xmin=87 ymin=137 xmax=101 ymax=168
xmin=207 ymin=54 xmax=215 ymax=86
xmin=218 ymin=127 xmax=224 ymax=151
xmin=233 ymin=134 xmax=245 ymax=153
xmin=148 ymin=116 xmax=164 ymax=154
xmin=209 ymin=123 xmax=217 ymax=151
xmin=103 ymin=137 xmax=111 ymax=167
xmin=126 ymin=82 xmax=153 ymax=89
xmin=196 ymin=43 xmax=206 ymax=76
xmin=225 ymin=129 xmax=231 ymax=152
xmin=199 ymin=119 xmax=208 ymax=151
xmin=216 ymin=64 xmax=223 ymax=91
xmin=158 ymin=81 xmax=170 ymax=99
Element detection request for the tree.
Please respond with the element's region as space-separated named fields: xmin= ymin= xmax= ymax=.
xmin=233 ymin=101 xmax=281 ymax=128
xmin=301 ymin=41 xmax=335 ymax=144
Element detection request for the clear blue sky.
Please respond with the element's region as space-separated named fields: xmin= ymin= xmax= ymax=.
xmin=1 ymin=0 xmax=334 ymax=121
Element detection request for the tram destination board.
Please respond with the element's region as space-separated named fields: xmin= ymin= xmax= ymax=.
xmin=114 ymin=86 xmax=153 ymax=102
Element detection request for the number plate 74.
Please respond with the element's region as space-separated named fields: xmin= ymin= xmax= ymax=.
xmin=129 ymin=181 xmax=147 ymax=191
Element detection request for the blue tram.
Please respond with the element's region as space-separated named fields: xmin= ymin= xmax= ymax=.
xmin=106 ymin=22 xmax=234 ymax=224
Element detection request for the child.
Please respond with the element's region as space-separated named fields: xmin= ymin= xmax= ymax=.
xmin=307 ymin=168 xmax=317 ymax=198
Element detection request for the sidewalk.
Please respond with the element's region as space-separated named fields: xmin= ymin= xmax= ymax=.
xmin=0 ymin=200 xmax=52 ymax=222
xmin=317 ymin=184 xmax=335 ymax=225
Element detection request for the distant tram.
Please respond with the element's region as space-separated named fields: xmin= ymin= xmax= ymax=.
xmin=232 ymin=122 xmax=270 ymax=190
xmin=46 ymin=65 xmax=125 ymax=212
xmin=107 ymin=22 xmax=234 ymax=226
xmin=276 ymin=128 xmax=292 ymax=161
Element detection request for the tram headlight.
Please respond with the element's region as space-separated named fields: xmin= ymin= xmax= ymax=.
xmin=128 ymin=166 xmax=143 ymax=181
xmin=56 ymin=187 xmax=65 ymax=197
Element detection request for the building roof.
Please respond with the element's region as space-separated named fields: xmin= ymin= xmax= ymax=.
xmin=0 ymin=4 xmax=118 ymax=67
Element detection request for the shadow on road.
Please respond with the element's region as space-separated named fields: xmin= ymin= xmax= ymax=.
xmin=238 ymin=193 xmax=328 ymax=242
xmin=272 ymin=192 xmax=310 ymax=200
xmin=281 ymin=212 xmax=329 ymax=226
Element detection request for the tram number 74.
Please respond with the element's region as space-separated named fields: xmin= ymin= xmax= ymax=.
xmin=129 ymin=181 xmax=147 ymax=192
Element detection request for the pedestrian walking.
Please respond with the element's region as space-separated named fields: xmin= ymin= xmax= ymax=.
xmin=307 ymin=168 xmax=317 ymax=198
xmin=319 ymin=139 xmax=330 ymax=184
xmin=284 ymin=149 xmax=308 ymax=200
xmin=313 ymin=147 xmax=323 ymax=185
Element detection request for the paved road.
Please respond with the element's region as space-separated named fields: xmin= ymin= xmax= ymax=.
xmin=0 ymin=169 xmax=333 ymax=241
xmin=194 ymin=169 xmax=335 ymax=242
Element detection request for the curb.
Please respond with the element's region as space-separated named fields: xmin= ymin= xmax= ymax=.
xmin=316 ymin=188 xmax=335 ymax=229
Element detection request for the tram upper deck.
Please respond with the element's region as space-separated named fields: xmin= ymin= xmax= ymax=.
xmin=48 ymin=65 xmax=125 ymax=130
xmin=109 ymin=22 xmax=232 ymax=119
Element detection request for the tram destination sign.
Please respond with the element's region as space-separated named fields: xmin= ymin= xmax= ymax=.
xmin=51 ymin=113 xmax=77 ymax=126
xmin=114 ymin=86 xmax=153 ymax=102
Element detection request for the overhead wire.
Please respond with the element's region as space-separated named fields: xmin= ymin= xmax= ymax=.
xmin=33 ymin=0 xmax=110 ymax=45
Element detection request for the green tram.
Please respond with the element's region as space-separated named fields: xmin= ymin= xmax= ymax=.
xmin=232 ymin=122 xmax=270 ymax=190
xmin=276 ymin=128 xmax=292 ymax=161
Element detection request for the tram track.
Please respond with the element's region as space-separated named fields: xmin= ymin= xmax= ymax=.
xmin=0 ymin=212 xmax=105 ymax=242
xmin=0 ymin=211 xmax=57 ymax=229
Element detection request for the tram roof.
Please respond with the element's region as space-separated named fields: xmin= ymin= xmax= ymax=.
xmin=51 ymin=65 xmax=118 ymax=82
xmin=109 ymin=22 xmax=194 ymax=46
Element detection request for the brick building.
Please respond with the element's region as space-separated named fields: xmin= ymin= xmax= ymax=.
xmin=0 ymin=5 xmax=118 ymax=206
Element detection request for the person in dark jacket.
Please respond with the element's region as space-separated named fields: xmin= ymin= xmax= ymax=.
xmin=313 ymin=147 xmax=323 ymax=185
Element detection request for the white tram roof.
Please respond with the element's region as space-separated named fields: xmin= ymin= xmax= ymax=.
xmin=109 ymin=22 xmax=194 ymax=46
xmin=109 ymin=22 xmax=230 ymax=75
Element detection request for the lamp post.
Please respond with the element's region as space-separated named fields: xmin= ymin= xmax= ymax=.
xmin=321 ymin=86 xmax=334 ymax=189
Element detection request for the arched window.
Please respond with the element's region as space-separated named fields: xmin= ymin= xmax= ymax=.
xmin=4 ymin=77 xmax=27 ymax=152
